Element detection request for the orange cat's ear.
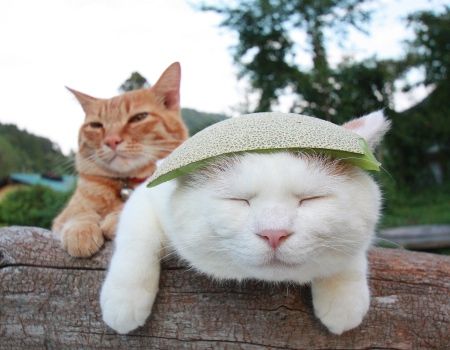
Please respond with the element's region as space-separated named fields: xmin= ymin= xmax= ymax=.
xmin=152 ymin=62 xmax=181 ymax=110
xmin=66 ymin=87 xmax=99 ymax=114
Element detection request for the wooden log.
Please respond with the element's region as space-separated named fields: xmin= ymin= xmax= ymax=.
xmin=378 ymin=224 xmax=450 ymax=249
xmin=0 ymin=226 xmax=449 ymax=349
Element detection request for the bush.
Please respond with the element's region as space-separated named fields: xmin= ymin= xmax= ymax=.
xmin=379 ymin=177 xmax=450 ymax=228
xmin=0 ymin=186 xmax=71 ymax=229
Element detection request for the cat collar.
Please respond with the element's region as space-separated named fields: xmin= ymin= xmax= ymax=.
xmin=119 ymin=177 xmax=147 ymax=201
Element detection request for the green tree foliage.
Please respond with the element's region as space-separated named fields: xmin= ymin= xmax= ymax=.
xmin=331 ymin=59 xmax=397 ymax=123
xmin=0 ymin=137 xmax=21 ymax=177
xmin=0 ymin=186 xmax=72 ymax=228
xmin=119 ymin=72 xmax=150 ymax=92
xmin=383 ymin=9 xmax=450 ymax=186
xmin=406 ymin=8 xmax=450 ymax=86
xmin=0 ymin=123 xmax=73 ymax=179
xmin=200 ymin=0 xmax=373 ymax=120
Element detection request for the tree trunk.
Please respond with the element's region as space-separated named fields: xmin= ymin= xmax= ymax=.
xmin=1 ymin=226 xmax=449 ymax=349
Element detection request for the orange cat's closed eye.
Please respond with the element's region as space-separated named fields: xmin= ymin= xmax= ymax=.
xmin=87 ymin=122 xmax=103 ymax=129
xmin=128 ymin=112 xmax=149 ymax=124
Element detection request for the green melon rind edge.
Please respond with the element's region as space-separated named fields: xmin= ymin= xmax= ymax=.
xmin=147 ymin=138 xmax=379 ymax=188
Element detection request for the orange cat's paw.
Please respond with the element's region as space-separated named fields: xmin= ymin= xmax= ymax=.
xmin=61 ymin=222 xmax=105 ymax=258
xmin=101 ymin=212 xmax=119 ymax=240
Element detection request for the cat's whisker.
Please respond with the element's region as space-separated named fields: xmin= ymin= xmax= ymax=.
xmin=320 ymin=245 xmax=356 ymax=257
xmin=317 ymin=241 xmax=361 ymax=249
xmin=309 ymin=239 xmax=358 ymax=256
xmin=315 ymin=237 xmax=359 ymax=248
xmin=52 ymin=153 xmax=76 ymax=170
xmin=373 ymin=236 xmax=404 ymax=249
xmin=158 ymin=243 xmax=199 ymax=261
xmin=158 ymin=236 xmax=228 ymax=262
xmin=149 ymin=140 xmax=183 ymax=146
xmin=148 ymin=144 xmax=179 ymax=150
xmin=159 ymin=252 xmax=180 ymax=262
xmin=315 ymin=235 xmax=363 ymax=245
xmin=184 ymin=265 xmax=198 ymax=273
xmin=379 ymin=164 xmax=395 ymax=181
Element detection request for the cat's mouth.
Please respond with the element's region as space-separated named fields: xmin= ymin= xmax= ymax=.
xmin=265 ymin=259 xmax=302 ymax=268
xmin=107 ymin=154 xmax=127 ymax=165
xmin=100 ymin=153 xmax=139 ymax=173
xmin=109 ymin=154 xmax=122 ymax=161
xmin=106 ymin=152 xmax=138 ymax=165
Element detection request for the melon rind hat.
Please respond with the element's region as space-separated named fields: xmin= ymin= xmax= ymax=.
xmin=147 ymin=112 xmax=380 ymax=187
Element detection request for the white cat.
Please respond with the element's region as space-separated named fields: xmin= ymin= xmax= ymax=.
xmin=100 ymin=111 xmax=390 ymax=335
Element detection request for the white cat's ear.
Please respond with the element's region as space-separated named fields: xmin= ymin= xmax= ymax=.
xmin=66 ymin=87 xmax=99 ymax=114
xmin=342 ymin=110 xmax=391 ymax=149
xmin=152 ymin=62 xmax=181 ymax=110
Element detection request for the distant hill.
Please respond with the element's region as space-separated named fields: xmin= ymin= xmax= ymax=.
xmin=182 ymin=108 xmax=228 ymax=135
xmin=0 ymin=123 xmax=72 ymax=178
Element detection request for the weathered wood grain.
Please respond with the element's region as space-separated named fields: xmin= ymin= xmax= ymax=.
xmin=1 ymin=226 xmax=449 ymax=349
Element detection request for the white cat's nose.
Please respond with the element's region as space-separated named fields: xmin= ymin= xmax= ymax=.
xmin=256 ymin=229 xmax=292 ymax=249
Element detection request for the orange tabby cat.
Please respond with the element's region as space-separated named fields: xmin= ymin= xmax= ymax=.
xmin=52 ymin=62 xmax=188 ymax=257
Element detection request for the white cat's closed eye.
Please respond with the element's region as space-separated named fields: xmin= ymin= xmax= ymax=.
xmin=298 ymin=195 xmax=326 ymax=206
xmin=225 ymin=198 xmax=250 ymax=206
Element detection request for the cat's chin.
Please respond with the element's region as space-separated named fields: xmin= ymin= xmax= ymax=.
xmin=238 ymin=248 xmax=308 ymax=269
xmin=210 ymin=259 xmax=311 ymax=283
xmin=246 ymin=256 xmax=307 ymax=274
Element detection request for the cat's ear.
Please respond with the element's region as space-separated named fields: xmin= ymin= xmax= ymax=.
xmin=66 ymin=87 xmax=99 ymax=114
xmin=342 ymin=110 xmax=391 ymax=149
xmin=152 ymin=62 xmax=181 ymax=110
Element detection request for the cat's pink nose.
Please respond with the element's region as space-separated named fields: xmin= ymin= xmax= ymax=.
xmin=104 ymin=135 xmax=123 ymax=150
xmin=257 ymin=229 xmax=292 ymax=249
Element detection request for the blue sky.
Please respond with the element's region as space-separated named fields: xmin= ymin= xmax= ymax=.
xmin=0 ymin=0 xmax=446 ymax=153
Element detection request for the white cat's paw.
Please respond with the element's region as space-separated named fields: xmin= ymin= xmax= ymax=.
xmin=312 ymin=279 xmax=369 ymax=335
xmin=100 ymin=283 xmax=156 ymax=334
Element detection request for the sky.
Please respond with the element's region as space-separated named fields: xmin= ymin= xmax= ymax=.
xmin=0 ymin=0 xmax=447 ymax=154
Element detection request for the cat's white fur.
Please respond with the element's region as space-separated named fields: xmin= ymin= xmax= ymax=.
xmin=100 ymin=111 xmax=390 ymax=335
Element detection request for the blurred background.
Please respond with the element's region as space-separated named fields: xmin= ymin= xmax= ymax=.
xmin=0 ymin=0 xmax=448 ymax=253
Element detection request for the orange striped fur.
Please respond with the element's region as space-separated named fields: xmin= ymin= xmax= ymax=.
xmin=53 ymin=62 xmax=188 ymax=257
